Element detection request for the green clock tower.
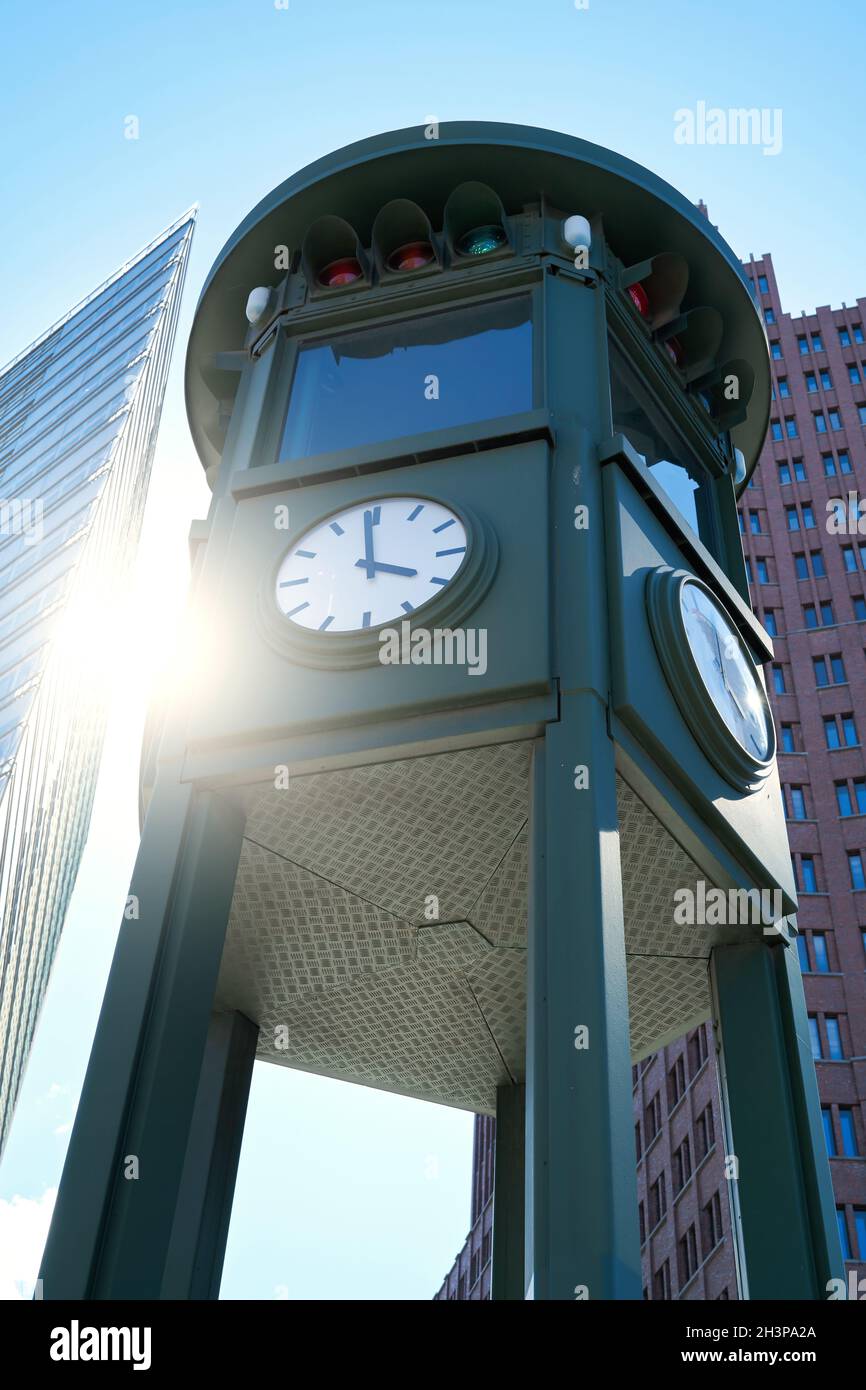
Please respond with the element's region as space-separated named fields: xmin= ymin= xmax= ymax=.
xmin=40 ymin=123 xmax=842 ymax=1302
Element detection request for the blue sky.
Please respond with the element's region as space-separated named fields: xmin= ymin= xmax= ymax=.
xmin=1 ymin=0 xmax=864 ymax=1299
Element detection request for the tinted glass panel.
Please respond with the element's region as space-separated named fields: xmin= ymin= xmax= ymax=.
xmin=279 ymin=298 xmax=533 ymax=463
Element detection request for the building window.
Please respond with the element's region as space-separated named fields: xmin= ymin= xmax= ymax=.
xmin=787 ymin=506 xmax=800 ymax=531
xmin=786 ymin=417 xmax=799 ymax=438
xmin=809 ymin=1015 xmax=822 ymax=1058
xmin=859 ymin=405 xmax=866 ymax=427
xmin=822 ymin=1107 xmax=837 ymax=1155
xmin=639 ymin=1200 xmax=646 ymax=1245
xmin=849 ymin=365 xmax=861 ymax=384
xmin=794 ymin=552 xmax=808 ymax=579
xmin=839 ymin=450 xmax=852 ymax=473
xmin=824 ymin=716 xmax=840 ymax=749
xmin=771 ymin=341 xmax=782 ymax=360
xmin=804 ymin=604 xmax=818 ymax=629
xmin=695 ymin=1105 xmax=715 ymax=1162
xmin=701 ymin=1192 xmax=724 ymax=1255
xmin=765 ymin=308 xmax=775 ymax=325
xmin=744 ymin=558 xmax=753 ymax=583
xmin=635 ymin=1121 xmax=642 ymax=1161
xmin=764 ymin=609 xmax=777 ymax=636
xmin=829 ymin=409 xmax=842 ymax=430
xmin=780 ymin=723 xmax=796 ymax=753
xmin=814 ymin=657 xmax=829 ymax=687
xmin=814 ymin=412 xmax=827 ymax=433
xmin=820 ymin=369 xmax=832 ymax=389
xmin=813 ymin=933 xmax=830 ymax=972
xmin=779 ymin=461 xmax=791 ymax=485
xmin=688 ymin=1026 xmax=708 ymax=1076
xmin=820 ymin=600 xmax=834 ymax=625
xmin=797 ymin=934 xmax=810 ymax=971
xmin=667 ymin=1056 xmax=686 ymax=1110
xmin=853 ymin=595 xmax=866 ymax=621
xmin=837 ymin=781 xmax=854 ymax=817
xmin=649 ymin=1173 xmax=667 ymax=1228
xmin=825 ymin=1015 xmax=844 ymax=1059
xmin=773 ymin=664 xmax=786 ymax=694
xmin=749 ymin=509 xmax=762 ymax=534
xmin=842 ymin=712 xmax=859 ymax=745
xmin=837 ymin=1210 xmax=852 ymax=1261
xmin=645 ymin=1092 xmax=661 ymax=1143
xmin=840 ymin=328 xmax=852 ymax=347
xmin=653 ymin=1260 xmax=671 ymax=1300
xmin=674 ymin=1137 xmax=692 ymax=1192
xmin=787 ymin=785 xmax=807 ymax=819
xmin=855 ymin=325 xmax=865 ymax=344
xmin=811 ymin=548 xmax=825 ymax=576
xmin=800 ymin=856 xmax=818 ymax=893
xmin=771 ymin=420 xmax=783 ymax=441
xmin=798 ymin=336 xmax=809 ymax=355
xmin=778 ymin=376 xmax=790 ymax=397
xmin=839 ymin=1109 xmax=859 ymax=1158
xmin=678 ymin=1225 xmax=699 ymax=1287
xmin=793 ymin=457 xmax=806 ymax=480
xmin=855 ymin=779 xmax=866 ymax=813
xmin=823 ymin=453 xmax=837 ymax=476
xmin=803 ymin=503 xmax=816 ymax=528
xmin=758 ymin=275 xmax=769 ymax=293
xmin=849 ymin=853 xmax=866 ymax=892
xmin=856 ymin=1210 xmax=866 ymax=1260
xmin=756 ymin=558 xmax=770 ymax=584
xmin=843 ymin=545 xmax=858 ymax=572
xmin=805 ymin=372 xmax=817 ymax=393
xmin=831 ymin=653 xmax=846 ymax=682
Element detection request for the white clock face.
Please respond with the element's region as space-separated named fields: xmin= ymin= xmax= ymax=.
xmin=680 ymin=581 xmax=771 ymax=762
xmin=275 ymin=497 xmax=468 ymax=633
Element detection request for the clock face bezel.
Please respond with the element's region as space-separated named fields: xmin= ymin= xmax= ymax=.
xmin=646 ymin=566 xmax=776 ymax=791
xmin=259 ymin=492 xmax=498 ymax=670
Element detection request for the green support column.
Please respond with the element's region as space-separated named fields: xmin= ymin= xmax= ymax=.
xmin=39 ymin=785 xmax=246 ymax=1299
xmin=491 ymin=1083 xmax=525 ymax=1301
xmin=526 ymin=707 xmax=642 ymax=1301
xmin=162 ymin=1010 xmax=259 ymax=1299
xmin=710 ymin=939 xmax=844 ymax=1300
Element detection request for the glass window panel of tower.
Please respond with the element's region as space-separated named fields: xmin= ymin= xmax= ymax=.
xmin=278 ymin=296 xmax=533 ymax=464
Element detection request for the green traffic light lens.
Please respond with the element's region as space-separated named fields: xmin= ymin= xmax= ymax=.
xmin=456 ymin=224 xmax=507 ymax=257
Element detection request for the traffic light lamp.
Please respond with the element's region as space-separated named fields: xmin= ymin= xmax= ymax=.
xmin=444 ymin=180 xmax=511 ymax=264
xmin=372 ymin=199 xmax=439 ymax=279
xmin=302 ymin=214 xmax=370 ymax=296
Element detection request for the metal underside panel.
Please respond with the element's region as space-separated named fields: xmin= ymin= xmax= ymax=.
xmin=215 ymin=742 xmax=750 ymax=1113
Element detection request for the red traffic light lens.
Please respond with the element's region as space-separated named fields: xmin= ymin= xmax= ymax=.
xmin=664 ymin=336 xmax=684 ymax=366
xmin=627 ymin=282 xmax=650 ymax=317
xmin=318 ymin=257 xmax=363 ymax=288
xmin=387 ymin=240 xmax=435 ymax=272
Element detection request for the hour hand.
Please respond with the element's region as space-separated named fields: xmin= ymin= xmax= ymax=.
xmin=368 ymin=560 xmax=418 ymax=578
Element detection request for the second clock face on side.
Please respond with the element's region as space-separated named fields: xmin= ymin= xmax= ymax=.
xmin=679 ymin=580 xmax=772 ymax=763
xmin=275 ymin=497 xmax=468 ymax=632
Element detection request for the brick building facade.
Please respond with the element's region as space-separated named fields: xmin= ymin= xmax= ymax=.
xmin=435 ymin=252 xmax=866 ymax=1301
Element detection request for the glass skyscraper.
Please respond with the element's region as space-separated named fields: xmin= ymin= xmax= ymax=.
xmin=0 ymin=211 xmax=195 ymax=1155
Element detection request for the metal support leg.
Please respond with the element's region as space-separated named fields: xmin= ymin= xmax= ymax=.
xmin=39 ymin=784 xmax=246 ymax=1299
xmin=526 ymin=701 xmax=642 ymax=1300
xmin=491 ymin=1083 xmax=525 ymax=1300
xmin=710 ymin=939 xmax=844 ymax=1299
xmin=162 ymin=1010 xmax=258 ymax=1299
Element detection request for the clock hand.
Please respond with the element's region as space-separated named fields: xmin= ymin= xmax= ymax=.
xmin=357 ymin=509 xmax=376 ymax=579
xmin=369 ymin=560 xmax=418 ymax=578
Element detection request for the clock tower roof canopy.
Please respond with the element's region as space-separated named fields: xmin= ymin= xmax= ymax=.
xmin=186 ymin=122 xmax=769 ymax=488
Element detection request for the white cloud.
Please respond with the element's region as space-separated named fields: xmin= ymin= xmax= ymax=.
xmin=0 ymin=1189 xmax=56 ymax=1300
xmin=52 ymin=1123 xmax=72 ymax=1137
